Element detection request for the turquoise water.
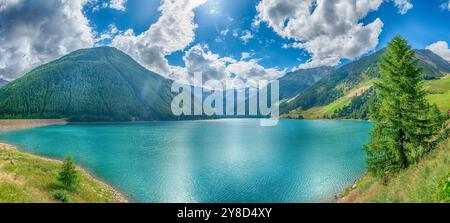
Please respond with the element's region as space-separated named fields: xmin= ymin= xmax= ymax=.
xmin=0 ymin=119 xmax=372 ymax=202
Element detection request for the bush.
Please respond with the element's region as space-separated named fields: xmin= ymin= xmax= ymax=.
xmin=51 ymin=189 xmax=71 ymax=203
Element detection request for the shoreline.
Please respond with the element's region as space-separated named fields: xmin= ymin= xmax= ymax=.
xmin=0 ymin=142 xmax=129 ymax=203
xmin=335 ymin=173 xmax=367 ymax=203
xmin=0 ymin=119 xmax=67 ymax=132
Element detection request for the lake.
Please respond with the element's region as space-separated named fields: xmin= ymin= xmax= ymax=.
xmin=0 ymin=119 xmax=372 ymax=202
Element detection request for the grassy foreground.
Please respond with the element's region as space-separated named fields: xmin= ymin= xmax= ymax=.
xmin=0 ymin=143 xmax=127 ymax=203
xmin=338 ymin=138 xmax=450 ymax=203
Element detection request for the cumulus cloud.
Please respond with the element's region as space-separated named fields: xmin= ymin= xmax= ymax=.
xmin=0 ymin=0 xmax=94 ymax=80
xmin=171 ymin=44 xmax=284 ymax=88
xmin=393 ymin=0 xmax=413 ymax=14
xmin=94 ymin=24 xmax=120 ymax=45
xmin=255 ymin=0 xmax=385 ymax=69
xmin=426 ymin=41 xmax=450 ymax=62
xmin=440 ymin=0 xmax=450 ymax=10
xmin=255 ymin=0 xmax=413 ymax=69
xmin=220 ymin=28 xmax=229 ymax=36
xmin=241 ymin=52 xmax=255 ymax=60
xmin=240 ymin=30 xmax=254 ymax=44
xmin=90 ymin=0 xmax=127 ymax=12
xmin=111 ymin=0 xmax=207 ymax=76
xmin=109 ymin=0 xmax=127 ymax=11
xmin=232 ymin=29 xmax=239 ymax=38
xmin=227 ymin=59 xmax=284 ymax=87
xmin=182 ymin=44 xmax=232 ymax=81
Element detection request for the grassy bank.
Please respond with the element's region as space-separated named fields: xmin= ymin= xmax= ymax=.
xmin=338 ymin=138 xmax=450 ymax=203
xmin=0 ymin=143 xmax=127 ymax=203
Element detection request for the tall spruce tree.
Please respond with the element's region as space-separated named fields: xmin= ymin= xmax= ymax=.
xmin=364 ymin=36 xmax=445 ymax=179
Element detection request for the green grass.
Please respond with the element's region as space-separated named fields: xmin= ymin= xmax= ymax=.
xmin=0 ymin=144 xmax=126 ymax=203
xmin=339 ymin=138 xmax=450 ymax=203
xmin=426 ymin=74 xmax=450 ymax=112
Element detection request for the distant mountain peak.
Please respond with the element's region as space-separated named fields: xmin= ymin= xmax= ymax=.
xmin=0 ymin=78 xmax=8 ymax=87
xmin=279 ymin=66 xmax=333 ymax=99
xmin=61 ymin=46 xmax=133 ymax=62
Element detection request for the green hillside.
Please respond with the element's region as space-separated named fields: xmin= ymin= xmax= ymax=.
xmin=426 ymin=74 xmax=450 ymax=113
xmin=281 ymin=49 xmax=450 ymax=118
xmin=280 ymin=49 xmax=384 ymax=114
xmin=0 ymin=47 xmax=175 ymax=121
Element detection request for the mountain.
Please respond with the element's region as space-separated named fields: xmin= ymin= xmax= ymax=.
xmin=281 ymin=49 xmax=450 ymax=117
xmin=279 ymin=67 xmax=332 ymax=99
xmin=0 ymin=47 xmax=175 ymax=121
xmin=415 ymin=49 xmax=450 ymax=79
xmin=0 ymin=79 xmax=8 ymax=88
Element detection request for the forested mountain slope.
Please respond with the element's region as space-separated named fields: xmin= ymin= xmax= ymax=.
xmin=0 ymin=47 xmax=174 ymax=121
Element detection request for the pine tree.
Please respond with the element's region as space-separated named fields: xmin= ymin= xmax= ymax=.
xmin=57 ymin=155 xmax=79 ymax=190
xmin=364 ymin=36 xmax=445 ymax=179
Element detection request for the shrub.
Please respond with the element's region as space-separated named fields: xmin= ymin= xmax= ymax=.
xmin=51 ymin=189 xmax=71 ymax=203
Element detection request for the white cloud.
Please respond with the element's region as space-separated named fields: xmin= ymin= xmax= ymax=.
xmin=111 ymin=0 xmax=207 ymax=76
xmin=94 ymin=24 xmax=120 ymax=45
xmin=168 ymin=45 xmax=282 ymax=88
xmin=214 ymin=28 xmax=229 ymax=43
xmin=232 ymin=29 xmax=239 ymax=38
xmin=255 ymin=0 xmax=413 ymax=69
xmin=227 ymin=59 xmax=284 ymax=87
xmin=0 ymin=0 xmax=94 ymax=79
xmin=240 ymin=30 xmax=254 ymax=44
xmin=109 ymin=0 xmax=127 ymax=11
xmin=393 ymin=0 xmax=413 ymax=14
xmin=90 ymin=0 xmax=127 ymax=12
xmin=182 ymin=44 xmax=231 ymax=81
xmin=426 ymin=41 xmax=450 ymax=61
xmin=255 ymin=0 xmax=385 ymax=69
xmin=241 ymin=52 xmax=254 ymax=60
xmin=440 ymin=1 xmax=450 ymax=10
xmin=220 ymin=28 xmax=229 ymax=36
xmin=171 ymin=44 xmax=284 ymax=87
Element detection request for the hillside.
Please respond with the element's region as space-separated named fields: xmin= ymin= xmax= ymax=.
xmin=281 ymin=49 xmax=450 ymax=118
xmin=0 ymin=47 xmax=174 ymax=121
xmin=279 ymin=67 xmax=332 ymax=99
xmin=0 ymin=143 xmax=126 ymax=203
xmin=426 ymin=74 xmax=450 ymax=112
xmin=339 ymin=137 xmax=450 ymax=203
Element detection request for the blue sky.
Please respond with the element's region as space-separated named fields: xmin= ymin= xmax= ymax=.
xmin=1 ymin=0 xmax=450 ymax=82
